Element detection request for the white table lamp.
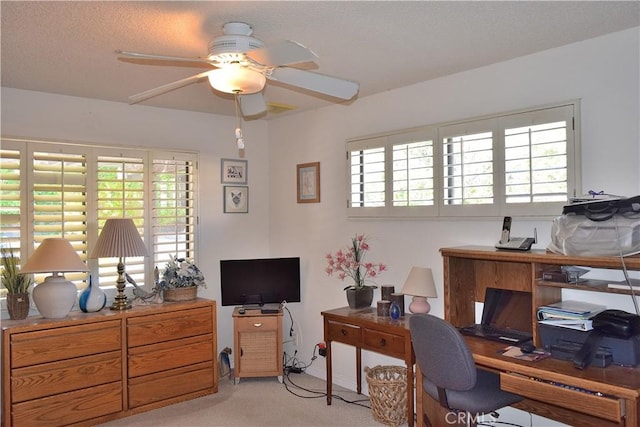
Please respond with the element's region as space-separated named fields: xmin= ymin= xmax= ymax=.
xmin=91 ymin=218 xmax=148 ymax=310
xmin=401 ymin=267 xmax=437 ymax=314
xmin=21 ymin=238 xmax=89 ymax=318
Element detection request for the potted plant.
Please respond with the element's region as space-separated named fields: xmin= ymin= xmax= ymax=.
xmin=325 ymin=234 xmax=387 ymax=309
xmin=158 ymin=255 xmax=206 ymax=302
xmin=1 ymin=247 xmax=33 ymax=319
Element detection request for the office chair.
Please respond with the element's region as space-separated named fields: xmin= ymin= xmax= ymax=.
xmin=409 ymin=314 xmax=522 ymax=426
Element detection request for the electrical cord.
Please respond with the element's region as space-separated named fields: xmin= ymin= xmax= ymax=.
xmin=613 ymin=214 xmax=640 ymax=315
xmin=281 ymin=371 xmax=371 ymax=409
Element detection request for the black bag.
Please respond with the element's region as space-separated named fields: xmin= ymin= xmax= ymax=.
xmin=562 ymin=195 xmax=640 ymax=221
xmin=592 ymin=309 xmax=640 ymax=339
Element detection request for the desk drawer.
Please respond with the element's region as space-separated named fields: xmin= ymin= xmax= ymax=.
xmin=326 ymin=320 xmax=362 ymax=346
xmin=363 ymin=329 xmax=405 ymax=358
xmin=501 ymin=372 xmax=623 ymax=423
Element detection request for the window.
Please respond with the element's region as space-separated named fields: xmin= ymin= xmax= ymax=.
xmin=0 ymin=138 xmax=199 ymax=295
xmin=347 ymin=101 xmax=579 ymax=218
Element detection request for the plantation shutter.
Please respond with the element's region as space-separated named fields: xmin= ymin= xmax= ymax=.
xmin=498 ymin=105 xmax=575 ymax=215
xmin=391 ymin=130 xmax=435 ymax=208
xmin=440 ymin=120 xmax=499 ymax=216
xmin=31 ymin=145 xmax=89 ymax=285
xmin=151 ymin=153 xmax=198 ymax=269
xmin=96 ymin=152 xmax=146 ymax=287
xmin=348 ymin=137 xmax=386 ymax=212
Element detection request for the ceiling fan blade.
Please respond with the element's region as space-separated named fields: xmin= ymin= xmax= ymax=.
xmin=239 ymin=93 xmax=268 ymax=117
xmin=128 ymin=71 xmax=211 ymax=104
xmin=246 ymin=40 xmax=317 ymax=67
xmin=118 ymin=50 xmax=212 ymax=65
xmin=268 ymin=68 xmax=359 ymax=100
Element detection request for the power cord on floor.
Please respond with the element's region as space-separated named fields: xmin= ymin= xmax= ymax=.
xmin=281 ymin=371 xmax=371 ymax=410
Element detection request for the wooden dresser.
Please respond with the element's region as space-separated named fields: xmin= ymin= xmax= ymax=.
xmin=2 ymin=299 xmax=217 ymax=427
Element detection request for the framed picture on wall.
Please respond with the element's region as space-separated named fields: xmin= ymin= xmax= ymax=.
xmin=224 ymin=185 xmax=249 ymax=213
xmin=297 ymin=162 xmax=320 ymax=203
xmin=221 ymin=158 xmax=248 ymax=184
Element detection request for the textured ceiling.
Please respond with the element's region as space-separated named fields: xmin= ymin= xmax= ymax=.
xmin=2 ymin=1 xmax=638 ymax=120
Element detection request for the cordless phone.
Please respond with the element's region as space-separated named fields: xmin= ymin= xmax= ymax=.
xmin=495 ymin=217 xmax=537 ymax=251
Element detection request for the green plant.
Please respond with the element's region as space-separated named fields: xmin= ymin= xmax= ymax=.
xmin=1 ymin=247 xmax=32 ymax=294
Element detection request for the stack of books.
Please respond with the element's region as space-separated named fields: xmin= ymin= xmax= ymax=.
xmin=537 ymin=300 xmax=606 ymax=331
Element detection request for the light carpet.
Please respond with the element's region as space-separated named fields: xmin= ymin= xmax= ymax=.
xmin=101 ymin=372 xmax=410 ymax=427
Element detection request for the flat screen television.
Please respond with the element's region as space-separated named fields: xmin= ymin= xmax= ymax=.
xmin=220 ymin=257 xmax=301 ymax=306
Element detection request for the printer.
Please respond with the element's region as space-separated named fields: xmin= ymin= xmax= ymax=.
xmin=539 ymin=323 xmax=640 ymax=367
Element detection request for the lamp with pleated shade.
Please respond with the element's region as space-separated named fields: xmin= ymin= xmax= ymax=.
xmin=21 ymin=238 xmax=89 ymax=318
xmin=91 ymin=218 xmax=148 ymax=310
xmin=401 ymin=267 xmax=438 ymax=314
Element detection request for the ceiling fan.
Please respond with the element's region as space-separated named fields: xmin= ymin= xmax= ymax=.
xmin=118 ymin=22 xmax=359 ymax=117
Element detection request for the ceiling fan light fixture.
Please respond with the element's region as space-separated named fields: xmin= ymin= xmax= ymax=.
xmin=208 ymin=66 xmax=266 ymax=94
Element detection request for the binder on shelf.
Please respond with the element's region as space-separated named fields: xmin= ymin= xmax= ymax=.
xmin=607 ymin=278 xmax=640 ymax=291
xmin=538 ymin=319 xmax=594 ymax=331
xmin=536 ymin=300 xmax=606 ymax=321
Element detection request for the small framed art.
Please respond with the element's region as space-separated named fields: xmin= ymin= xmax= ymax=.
xmin=224 ymin=185 xmax=249 ymax=213
xmin=221 ymin=158 xmax=248 ymax=184
xmin=297 ymin=162 xmax=320 ymax=203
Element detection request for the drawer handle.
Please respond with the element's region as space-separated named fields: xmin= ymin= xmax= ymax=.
xmin=341 ymin=328 xmax=348 ymax=336
xmin=253 ymin=322 xmax=263 ymax=328
xmin=379 ymin=338 xmax=387 ymax=346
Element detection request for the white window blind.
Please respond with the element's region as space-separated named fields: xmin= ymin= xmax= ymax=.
xmin=501 ymin=105 xmax=574 ymax=211
xmin=152 ymin=154 xmax=198 ymax=268
xmin=0 ymin=147 xmax=22 ymax=251
xmin=1 ymin=138 xmax=199 ymax=296
xmin=31 ymin=146 xmax=88 ymax=284
xmin=392 ymin=139 xmax=434 ymax=207
xmin=347 ymin=101 xmax=579 ymax=218
xmin=96 ymin=152 xmax=146 ymax=287
xmin=349 ymin=138 xmax=386 ymax=208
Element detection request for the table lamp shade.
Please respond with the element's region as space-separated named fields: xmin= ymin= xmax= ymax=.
xmin=91 ymin=218 xmax=148 ymax=259
xmin=91 ymin=218 xmax=147 ymax=311
xmin=21 ymin=238 xmax=89 ymax=274
xmin=21 ymin=238 xmax=89 ymax=319
xmin=401 ymin=267 xmax=437 ymax=314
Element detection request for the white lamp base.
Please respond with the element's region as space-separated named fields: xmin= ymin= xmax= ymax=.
xmin=32 ymin=274 xmax=77 ymax=318
xmin=408 ymin=296 xmax=431 ymax=314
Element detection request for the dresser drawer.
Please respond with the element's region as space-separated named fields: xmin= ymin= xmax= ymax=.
xmin=12 ymin=351 xmax=121 ymax=403
xmin=11 ymin=320 xmax=121 ymax=368
xmin=12 ymin=381 xmax=122 ymax=427
xmin=129 ymin=334 xmax=214 ymax=378
xmin=128 ymin=306 xmax=213 ymax=347
xmin=128 ymin=361 xmax=214 ymax=408
xmin=326 ymin=320 xmax=362 ymax=346
xmin=363 ymin=329 xmax=405 ymax=358
xmin=236 ymin=315 xmax=278 ymax=332
xmin=501 ymin=372 xmax=623 ymax=423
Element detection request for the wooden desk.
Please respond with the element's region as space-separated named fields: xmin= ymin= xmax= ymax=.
xmin=428 ymin=246 xmax=640 ymax=427
xmin=417 ymin=336 xmax=640 ymax=426
xmin=322 ymin=307 xmax=415 ymax=427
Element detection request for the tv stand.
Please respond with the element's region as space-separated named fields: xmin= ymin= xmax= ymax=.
xmin=233 ymin=307 xmax=283 ymax=384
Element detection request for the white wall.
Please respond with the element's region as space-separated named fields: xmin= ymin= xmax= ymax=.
xmin=0 ymin=88 xmax=271 ymax=352
xmin=267 ymin=27 xmax=639 ymax=426
xmin=2 ymin=26 xmax=638 ymax=427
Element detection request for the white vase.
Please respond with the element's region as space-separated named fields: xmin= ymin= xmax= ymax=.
xmin=32 ymin=274 xmax=77 ymax=318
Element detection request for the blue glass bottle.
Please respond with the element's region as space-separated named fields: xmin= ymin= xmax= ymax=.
xmin=79 ymin=276 xmax=107 ymax=313
xmin=390 ymin=300 xmax=401 ymax=320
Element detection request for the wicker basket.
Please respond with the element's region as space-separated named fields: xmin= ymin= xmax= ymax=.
xmin=163 ymin=286 xmax=197 ymax=302
xmin=365 ymin=365 xmax=408 ymax=427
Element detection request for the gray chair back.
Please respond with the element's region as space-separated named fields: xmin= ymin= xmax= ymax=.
xmin=409 ymin=313 xmax=476 ymax=391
